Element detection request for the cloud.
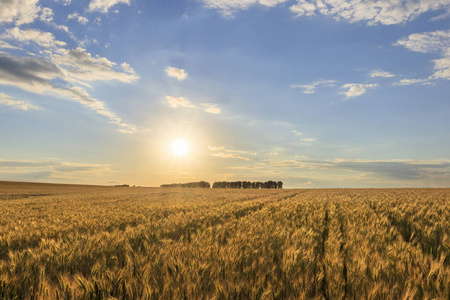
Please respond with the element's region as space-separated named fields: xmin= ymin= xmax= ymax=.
xmin=87 ymin=0 xmax=131 ymax=13
xmin=395 ymin=29 xmax=450 ymax=82
xmin=393 ymin=78 xmax=433 ymax=86
xmin=265 ymin=158 xmax=450 ymax=181
xmin=50 ymin=47 xmax=138 ymax=83
xmin=68 ymin=12 xmax=89 ymax=25
xmin=340 ymin=83 xmax=378 ymax=98
xmin=0 ymin=0 xmax=41 ymax=25
xmin=0 ymin=52 xmax=136 ymax=133
xmin=0 ymin=159 xmax=112 ymax=181
xmin=292 ymin=130 xmax=302 ymax=136
xmin=165 ymin=96 xmax=196 ymax=108
xmin=212 ymin=153 xmax=252 ymax=160
xmin=200 ymin=0 xmax=288 ymax=16
xmin=291 ymin=79 xmax=336 ymax=94
xmin=290 ymin=0 xmax=450 ymax=26
xmin=395 ymin=30 xmax=450 ymax=53
xmin=39 ymin=7 xmax=53 ymax=22
xmin=208 ymin=145 xmax=251 ymax=160
xmin=300 ymin=138 xmax=316 ymax=142
xmin=4 ymin=27 xmax=67 ymax=49
xmin=56 ymin=0 xmax=71 ymax=5
xmin=0 ymin=92 xmax=42 ymax=110
xmin=0 ymin=40 xmax=22 ymax=50
xmin=165 ymin=66 xmax=187 ymax=81
xmin=226 ymin=166 xmax=262 ymax=169
xmin=201 ymin=103 xmax=221 ymax=114
xmin=200 ymin=0 xmax=450 ymax=25
xmin=369 ymin=69 xmax=395 ymax=78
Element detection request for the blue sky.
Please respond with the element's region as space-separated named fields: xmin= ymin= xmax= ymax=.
xmin=1 ymin=0 xmax=450 ymax=187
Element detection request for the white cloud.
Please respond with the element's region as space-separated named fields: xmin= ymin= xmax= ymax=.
xmin=395 ymin=30 xmax=450 ymax=81
xmin=50 ymin=47 xmax=139 ymax=83
xmin=292 ymin=130 xmax=302 ymax=136
xmin=395 ymin=30 xmax=450 ymax=53
xmin=393 ymin=78 xmax=433 ymax=86
xmin=208 ymin=145 xmax=251 ymax=160
xmin=55 ymin=0 xmax=71 ymax=5
xmin=0 ymin=92 xmax=42 ymax=110
xmin=0 ymin=0 xmax=41 ymax=25
xmin=200 ymin=0 xmax=288 ymax=16
xmin=369 ymin=69 xmax=395 ymax=78
xmin=4 ymin=27 xmax=67 ymax=49
xmin=340 ymin=83 xmax=378 ymax=98
xmin=0 ymin=40 xmax=22 ymax=50
xmin=68 ymin=12 xmax=89 ymax=25
xmin=0 ymin=52 xmax=136 ymax=133
xmin=201 ymin=103 xmax=221 ymax=114
xmin=87 ymin=0 xmax=131 ymax=13
xmin=0 ymin=159 xmax=112 ymax=181
xmin=291 ymin=79 xmax=336 ymax=94
xmin=39 ymin=7 xmax=53 ymax=22
xmin=200 ymin=0 xmax=450 ymax=25
xmin=165 ymin=66 xmax=187 ymax=81
xmin=290 ymin=0 xmax=450 ymax=26
xmin=300 ymin=138 xmax=316 ymax=142
xmin=166 ymin=96 xmax=196 ymax=108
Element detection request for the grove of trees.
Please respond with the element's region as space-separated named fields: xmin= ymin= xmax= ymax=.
xmin=160 ymin=181 xmax=211 ymax=188
xmin=212 ymin=180 xmax=282 ymax=189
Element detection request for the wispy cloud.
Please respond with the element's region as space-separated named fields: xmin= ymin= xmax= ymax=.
xmin=300 ymin=138 xmax=317 ymax=142
xmin=0 ymin=159 xmax=112 ymax=181
xmin=292 ymin=130 xmax=302 ymax=136
xmin=200 ymin=0 xmax=288 ymax=16
xmin=166 ymin=96 xmax=196 ymax=108
xmin=201 ymin=103 xmax=221 ymax=114
xmin=0 ymin=52 xmax=136 ymax=133
xmin=0 ymin=41 xmax=22 ymax=50
xmin=290 ymin=0 xmax=450 ymax=25
xmin=369 ymin=69 xmax=395 ymax=78
xmin=68 ymin=12 xmax=89 ymax=25
xmin=0 ymin=93 xmax=42 ymax=111
xmin=340 ymin=83 xmax=378 ymax=98
xmin=165 ymin=66 xmax=187 ymax=81
xmin=208 ymin=145 xmax=251 ymax=160
xmin=200 ymin=0 xmax=450 ymax=25
xmin=291 ymin=80 xmax=336 ymax=94
xmin=393 ymin=78 xmax=434 ymax=86
xmin=264 ymin=158 xmax=450 ymax=181
xmin=87 ymin=0 xmax=131 ymax=13
xmin=4 ymin=27 xmax=67 ymax=49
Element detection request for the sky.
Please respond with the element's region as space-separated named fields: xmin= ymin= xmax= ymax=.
xmin=1 ymin=0 xmax=450 ymax=188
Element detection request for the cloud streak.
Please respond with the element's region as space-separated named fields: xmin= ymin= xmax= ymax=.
xmin=291 ymin=80 xmax=336 ymax=94
xmin=208 ymin=145 xmax=251 ymax=160
xmin=0 ymin=92 xmax=42 ymax=110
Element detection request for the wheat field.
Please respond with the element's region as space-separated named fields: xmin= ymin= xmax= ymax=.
xmin=0 ymin=181 xmax=449 ymax=299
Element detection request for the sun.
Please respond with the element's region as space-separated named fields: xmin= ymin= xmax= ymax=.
xmin=170 ymin=140 xmax=190 ymax=157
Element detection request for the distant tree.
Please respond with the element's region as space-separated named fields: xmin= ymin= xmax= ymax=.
xmin=277 ymin=181 xmax=283 ymax=189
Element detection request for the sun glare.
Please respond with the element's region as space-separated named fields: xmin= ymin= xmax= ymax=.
xmin=171 ymin=140 xmax=189 ymax=157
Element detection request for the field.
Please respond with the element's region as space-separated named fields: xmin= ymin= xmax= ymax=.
xmin=0 ymin=181 xmax=449 ymax=299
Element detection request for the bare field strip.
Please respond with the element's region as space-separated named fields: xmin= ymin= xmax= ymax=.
xmin=0 ymin=182 xmax=449 ymax=299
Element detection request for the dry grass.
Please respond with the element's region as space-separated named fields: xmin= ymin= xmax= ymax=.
xmin=0 ymin=182 xmax=449 ymax=299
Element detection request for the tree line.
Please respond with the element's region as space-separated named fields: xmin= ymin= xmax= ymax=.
xmin=212 ymin=180 xmax=282 ymax=189
xmin=160 ymin=180 xmax=283 ymax=189
xmin=160 ymin=181 xmax=211 ymax=188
